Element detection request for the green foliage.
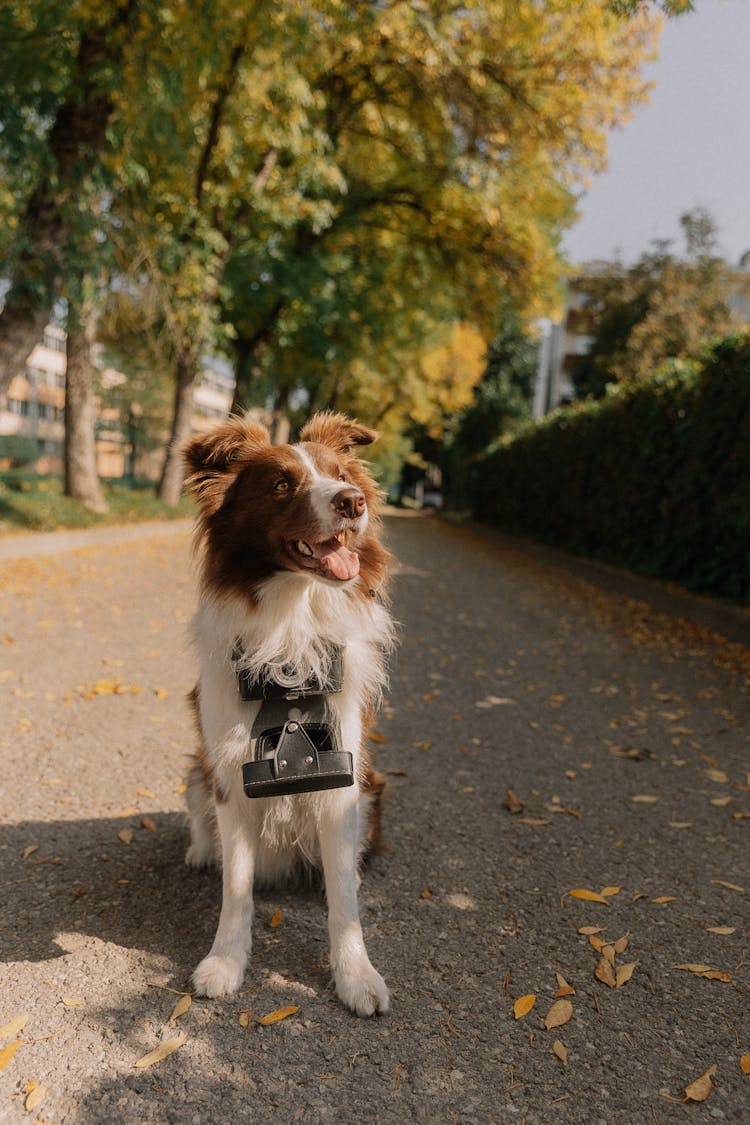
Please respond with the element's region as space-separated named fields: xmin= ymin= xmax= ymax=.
xmin=0 ymin=435 xmax=40 ymax=467
xmin=0 ymin=472 xmax=192 ymax=532
xmin=572 ymin=209 xmax=742 ymax=398
xmin=473 ymin=335 xmax=750 ymax=600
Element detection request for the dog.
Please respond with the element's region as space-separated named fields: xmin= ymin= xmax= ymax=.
xmin=182 ymin=411 xmax=394 ymax=1016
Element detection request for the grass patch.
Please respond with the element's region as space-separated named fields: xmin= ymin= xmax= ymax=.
xmin=0 ymin=474 xmax=193 ymax=534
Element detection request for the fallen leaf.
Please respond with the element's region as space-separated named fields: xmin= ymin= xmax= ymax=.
xmin=740 ymin=1054 xmax=750 ymax=1075
xmin=136 ymin=787 xmax=157 ymax=798
xmin=599 ymin=886 xmax=621 ymax=897
xmin=24 ymin=1081 xmax=46 ymax=1112
xmin=567 ymin=888 xmax=609 ymax=905
xmin=154 ymin=688 xmax=168 ymax=699
xmin=711 ymin=880 xmax=745 ymax=893
xmin=117 ymin=828 xmax=133 ymax=845
xmin=504 ymin=788 xmax=524 ymax=815
xmin=0 ymin=1014 xmax=28 ymax=1039
xmin=600 ymin=943 xmax=616 ymax=967
xmin=589 ymin=935 xmax=605 ymax=952
xmin=239 ymin=1011 xmax=251 ymax=1028
xmin=552 ymin=1039 xmax=568 ymax=1065
xmin=705 ymin=769 xmax=729 ymax=783
xmin=517 ymin=817 xmax=551 ymax=826
xmin=368 ymin=731 xmax=390 ymax=744
xmin=594 ymin=958 xmax=616 ymax=988
xmin=168 ymin=994 xmax=192 ymax=1023
xmin=113 ymin=807 xmax=138 ymax=819
xmin=578 ymin=926 xmax=606 ymax=936
xmin=673 ymin=964 xmax=732 ymax=982
xmin=684 ymin=1063 xmax=717 ymax=1103
xmin=513 ymin=994 xmax=536 ymax=1019
xmin=420 ymin=887 xmax=432 ymax=900
xmin=0 ymin=1039 xmax=22 ymax=1071
xmin=134 ymin=1033 xmax=187 ymax=1068
xmin=710 ymin=796 xmax=732 ymax=807
xmin=141 ymin=817 xmax=158 ymax=833
xmin=258 ymin=1006 xmax=299 ymax=1026
xmin=615 ymin=962 xmax=637 ymax=988
xmin=555 ymin=974 xmax=575 ymax=998
xmin=543 ymin=999 xmax=573 ymax=1030
xmin=613 ymin=934 xmax=629 ymax=954
xmin=270 ymin=908 xmax=283 ymax=928
xmin=61 ymin=998 xmax=85 ymax=1008
xmin=631 ymin=795 xmax=659 ymax=803
xmin=706 ymin=926 xmax=736 ymax=935
xmin=22 ymin=845 xmax=39 ymax=860
xmin=652 ymin=896 xmax=679 ymax=904
xmin=668 ymin=821 xmax=693 ymax=829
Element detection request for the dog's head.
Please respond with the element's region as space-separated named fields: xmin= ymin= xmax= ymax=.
xmin=184 ymin=412 xmax=389 ymax=598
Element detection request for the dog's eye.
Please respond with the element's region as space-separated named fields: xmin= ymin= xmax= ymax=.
xmin=274 ymin=479 xmax=290 ymax=493
xmin=338 ymin=472 xmax=346 ymax=482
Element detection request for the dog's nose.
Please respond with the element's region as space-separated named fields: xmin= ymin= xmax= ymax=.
xmin=332 ymin=487 xmax=365 ymax=519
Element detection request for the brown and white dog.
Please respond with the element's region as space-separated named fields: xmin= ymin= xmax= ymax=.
xmin=183 ymin=411 xmax=394 ymax=1016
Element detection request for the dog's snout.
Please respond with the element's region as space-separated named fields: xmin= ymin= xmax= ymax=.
xmin=332 ymin=486 xmax=365 ymax=519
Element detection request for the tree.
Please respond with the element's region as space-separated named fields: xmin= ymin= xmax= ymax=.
xmin=0 ymin=0 xmax=143 ymax=395
xmin=572 ymin=208 xmax=744 ymax=397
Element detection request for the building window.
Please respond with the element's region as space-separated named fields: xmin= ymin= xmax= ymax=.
xmin=43 ymin=329 xmax=66 ymax=353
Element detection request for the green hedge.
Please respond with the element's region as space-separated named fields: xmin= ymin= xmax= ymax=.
xmin=472 ymin=335 xmax=750 ymax=601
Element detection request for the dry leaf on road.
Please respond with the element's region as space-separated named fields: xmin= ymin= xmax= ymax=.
xmin=513 ymin=994 xmax=536 ymax=1020
xmin=258 ymin=1006 xmax=299 ymax=1026
xmin=0 ymin=1040 xmax=22 ymax=1071
xmin=24 ymin=1079 xmax=46 ymax=1112
xmin=168 ymin=994 xmax=192 ymax=1023
xmin=134 ymin=1033 xmax=187 ymax=1068
xmin=594 ymin=958 xmax=616 ymax=988
xmin=543 ymin=999 xmax=573 ymax=1030
xmin=553 ymin=1039 xmax=568 ymax=1065
xmin=567 ymin=888 xmax=610 ymax=905
xmin=684 ymin=1064 xmax=717 ymax=1103
xmin=0 ymin=1014 xmax=28 ymax=1040
xmin=673 ymin=964 xmax=732 ymax=982
xmin=615 ymin=962 xmax=637 ymax=988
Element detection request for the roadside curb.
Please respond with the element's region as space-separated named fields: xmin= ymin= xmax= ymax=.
xmin=452 ymin=518 xmax=750 ymax=651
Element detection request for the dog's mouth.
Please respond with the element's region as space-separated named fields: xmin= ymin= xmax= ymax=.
xmin=288 ymin=531 xmax=360 ymax=581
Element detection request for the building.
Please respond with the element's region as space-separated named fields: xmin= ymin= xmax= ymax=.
xmin=0 ymin=326 xmax=235 ymax=476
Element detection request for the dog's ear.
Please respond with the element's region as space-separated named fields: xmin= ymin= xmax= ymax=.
xmin=184 ymin=415 xmax=270 ymax=513
xmin=299 ymin=411 xmax=378 ymax=454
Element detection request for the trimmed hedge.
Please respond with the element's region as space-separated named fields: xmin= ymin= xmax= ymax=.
xmin=472 ymin=335 xmax=750 ymax=601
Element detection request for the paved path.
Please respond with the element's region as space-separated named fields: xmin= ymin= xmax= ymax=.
xmin=0 ymin=515 xmax=748 ymax=1123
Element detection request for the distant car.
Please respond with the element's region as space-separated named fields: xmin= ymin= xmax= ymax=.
xmin=421 ymin=491 xmax=444 ymax=510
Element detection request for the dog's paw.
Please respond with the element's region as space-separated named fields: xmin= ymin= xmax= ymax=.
xmin=335 ymin=961 xmax=390 ymax=1017
xmin=192 ymin=954 xmax=245 ymax=998
xmin=185 ymin=840 xmax=217 ymax=869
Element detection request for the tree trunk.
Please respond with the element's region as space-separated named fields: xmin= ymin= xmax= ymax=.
xmin=270 ymin=385 xmax=290 ymax=445
xmin=0 ymin=2 xmax=139 ymax=397
xmin=158 ymin=350 xmax=197 ymax=506
xmin=64 ymin=298 xmax=107 ymax=513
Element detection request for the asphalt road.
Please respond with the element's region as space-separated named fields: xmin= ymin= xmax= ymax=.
xmin=1 ymin=513 xmax=748 ymax=1124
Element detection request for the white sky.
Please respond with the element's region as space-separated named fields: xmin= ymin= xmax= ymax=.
xmin=563 ymin=0 xmax=750 ymax=266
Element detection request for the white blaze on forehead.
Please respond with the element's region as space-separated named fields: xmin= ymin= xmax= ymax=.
xmin=291 ymin=443 xmax=343 ymax=528
xmin=290 ymin=443 xmax=368 ymax=534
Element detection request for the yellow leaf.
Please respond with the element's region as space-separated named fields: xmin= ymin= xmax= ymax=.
xmin=594 ymin=958 xmax=616 ymax=988
xmin=615 ymin=962 xmax=637 ymax=988
xmin=239 ymin=1011 xmax=251 ymax=1028
xmin=613 ymin=934 xmax=629 ymax=954
xmin=25 ymin=1081 xmax=46 ymax=1112
xmin=552 ymin=1039 xmax=568 ymax=1065
xmin=684 ymin=1064 xmax=717 ymax=1103
xmin=517 ymin=817 xmax=551 ymax=826
xmin=631 ymin=795 xmax=659 ymax=803
xmin=513 ymin=994 xmax=536 ymax=1019
xmin=599 ymin=886 xmax=620 ymax=897
xmin=114 ymin=807 xmax=138 ymax=819
xmin=154 ymin=688 xmax=168 ymax=699
xmin=117 ymin=828 xmax=133 ymax=845
xmin=134 ymin=1032 xmax=187 ymax=1068
xmin=22 ymin=845 xmax=39 ymax=860
xmin=578 ymin=926 xmax=606 ymax=936
xmin=141 ymin=816 xmax=158 ymax=833
xmin=706 ymin=926 xmax=735 ymax=935
xmin=673 ymin=964 xmax=732 ymax=982
xmin=543 ymin=999 xmax=573 ymax=1030
xmin=61 ymin=998 xmax=85 ymax=1007
xmin=705 ymin=769 xmax=729 ymax=783
xmin=0 ymin=1013 xmax=28 ymax=1039
xmin=652 ymin=896 xmax=679 ymax=904
xmin=258 ymin=1006 xmax=299 ymax=1026
xmin=567 ymin=888 xmax=609 ymax=905
xmin=368 ymin=731 xmax=390 ymax=744
xmin=740 ymin=1054 xmax=750 ymax=1075
xmin=168 ymin=994 xmax=192 ymax=1023
xmin=668 ymin=821 xmax=693 ymax=829
xmin=136 ymin=787 xmax=157 ymax=798
xmin=270 ymin=908 xmax=283 ymax=928
xmin=0 ymin=1039 xmax=22 ymax=1071
xmin=711 ymin=880 xmax=745 ymax=893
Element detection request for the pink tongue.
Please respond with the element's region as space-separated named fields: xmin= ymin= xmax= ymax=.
xmin=310 ymin=538 xmax=360 ymax=580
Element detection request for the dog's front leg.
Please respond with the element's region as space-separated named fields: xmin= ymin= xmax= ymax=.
xmin=319 ymin=792 xmax=389 ymax=1017
xmin=193 ymin=800 xmax=254 ymax=998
